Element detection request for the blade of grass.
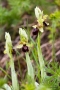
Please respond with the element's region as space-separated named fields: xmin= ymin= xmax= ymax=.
xmin=10 ymin=55 xmax=19 ymax=90
xmin=25 ymin=52 xmax=34 ymax=80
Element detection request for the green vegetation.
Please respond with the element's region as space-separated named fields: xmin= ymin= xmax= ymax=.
xmin=0 ymin=0 xmax=56 ymax=40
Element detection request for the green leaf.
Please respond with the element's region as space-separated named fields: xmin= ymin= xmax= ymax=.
xmin=0 ymin=78 xmax=7 ymax=88
xmin=26 ymin=52 xmax=34 ymax=80
xmin=3 ymin=84 xmax=11 ymax=90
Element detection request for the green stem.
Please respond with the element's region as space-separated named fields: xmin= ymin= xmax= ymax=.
xmin=52 ymin=20 xmax=56 ymax=62
xmin=25 ymin=52 xmax=34 ymax=80
xmin=31 ymin=49 xmax=41 ymax=82
xmin=16 ymin=50 xmax=22 ymax=78
xmin=10 ymin=55 xmax=19 ymax=90
xmin=37 ymin=33 xmax=46 ymax=81
xmin=52 ymin=31 xmax=56 ymax=62
xmin=0 ymin=67 xmax=11 ymax=79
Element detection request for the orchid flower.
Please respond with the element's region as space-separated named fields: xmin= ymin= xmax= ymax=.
xmin=16 ymin=28 xmax=33 ymax=52
xmin=33 ymin=7 xmax=48 ymax=33
xmin=4 ymin=32 xmax=12 ymax=57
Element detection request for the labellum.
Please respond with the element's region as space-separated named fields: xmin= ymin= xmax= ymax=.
xmin=22 ymin=44 xmax=29 ymax=52
xmin=32 ymin=28 xmax=39 ymax=35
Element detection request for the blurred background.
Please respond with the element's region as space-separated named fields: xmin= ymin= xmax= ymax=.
xmin=0 ymin=0 xmax=60 ymax=41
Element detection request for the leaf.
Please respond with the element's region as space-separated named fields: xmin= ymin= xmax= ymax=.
xmin=3 ymin=84 xmax=11 ymax=90
xmin=0 ymin=78 xmax=7 ymax=88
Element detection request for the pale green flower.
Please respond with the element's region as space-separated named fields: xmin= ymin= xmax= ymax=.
xmin=35 ymin=7 xmax=43 ymax=19
xmin=39 ymin=27 xmax=44 ymax=32
xmin=19 ymin=28 xmax=28 ymax=43
xmin=35 ymin=7 xmax=48 ymax=21
xmin=33 ymin=7 xmax=48 ymax=33
xmin=16 ymin=28 xmax=33 ymax=50
xmin=4 ymin=32 xmax=12 ymax=57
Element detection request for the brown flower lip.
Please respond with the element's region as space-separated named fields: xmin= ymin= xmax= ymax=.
xmin=22 ymin=44 xmax=29 ymax=52
xmin=32 ymin=28 xmax=39 ymax=35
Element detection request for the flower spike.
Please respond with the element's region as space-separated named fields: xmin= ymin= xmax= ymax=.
xmin=4 ymin=32 xmax=12 ymax=57
xmin=33 ymin=7 xmax=48 ymax=33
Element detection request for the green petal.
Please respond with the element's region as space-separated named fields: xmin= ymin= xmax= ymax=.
xmin=19 ymin=28 xmax=28 ymax=42
xmin=15 ymin=44 xmax=23 ymax=49
xmin=27 ymin=43 xmax=33 ymax=48
xmin=39 ymin=27 xmax=44 ymax=33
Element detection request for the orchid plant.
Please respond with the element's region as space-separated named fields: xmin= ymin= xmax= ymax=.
xmin=33 ymin=7 xmax=48 ymax=81
xmin=4 ymin=32 xmax=19 ymax=90
xmin=33 ymin=7 xmax=49 ymax=33
xmin=16 ymin=28 xmax=34 ymax=80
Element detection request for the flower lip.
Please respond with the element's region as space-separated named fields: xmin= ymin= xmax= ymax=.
xmin=32 ymin=27 xmax=39 ymax=35
xmin=22 ymin=44 xmax=29 ymax=52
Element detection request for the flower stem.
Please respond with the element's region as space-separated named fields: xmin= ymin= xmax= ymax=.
xmin=37 ymin=33 xmax=46 ymax=81
xmin=10 ymin=55 xmax=19 ymax=90
xmin=51 ymin=20 xmax=56 ymax=62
